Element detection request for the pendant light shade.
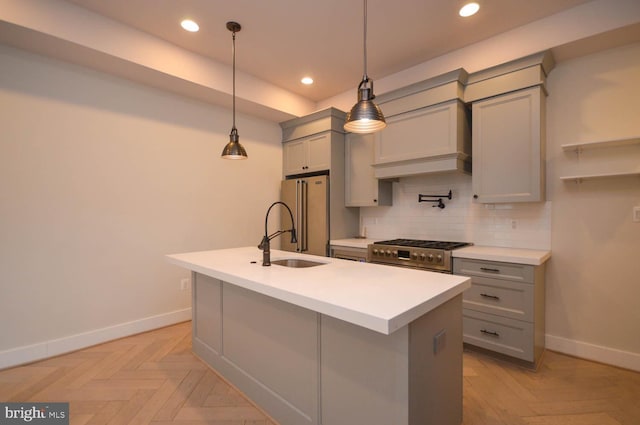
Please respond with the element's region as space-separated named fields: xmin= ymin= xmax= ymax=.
xmin=344 ymin=0 xmax=386 ymax=134
xmin=344 ymin=78 xmax=386 ymax=133
xmin=221 ymin=21 xmax=248 ymax=160
xmin=221 ymin=128 xmax=247 ymax=159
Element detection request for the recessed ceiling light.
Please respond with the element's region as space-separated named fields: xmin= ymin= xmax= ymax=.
xmin=181 ymin=19 xmax=199 ymax=32
xmin=301 ymin=77 xmax=314 ymax=85
xmin=459 ymin=2 xmax=480 ymax=17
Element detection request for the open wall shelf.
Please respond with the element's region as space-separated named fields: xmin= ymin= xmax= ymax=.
xmin=560 ymin=136 xmax=640 ymax=183
xmin=561 ymin=136 xmax=640 ymax=152
xmin=560 ymin=171 xmax=640 ymax=183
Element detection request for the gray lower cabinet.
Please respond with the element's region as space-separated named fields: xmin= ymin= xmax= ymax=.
xmin=453 ymin=258 xmax=545 ymax=365
xmin=192 ymin=272 xmax=463 ymax=425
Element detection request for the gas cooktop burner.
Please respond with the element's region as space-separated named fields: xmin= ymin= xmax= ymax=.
xmin=374 ymin=239 xmax=471 ymax=250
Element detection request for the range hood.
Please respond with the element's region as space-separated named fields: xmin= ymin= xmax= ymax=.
xmin=369 ymin=70 xmax=471 ymax=179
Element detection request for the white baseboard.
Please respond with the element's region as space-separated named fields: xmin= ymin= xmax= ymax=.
xmin=0 ymin=308 xmax=192 ymax=370
xmin=546 ymin=333 xmax=640 ymax=372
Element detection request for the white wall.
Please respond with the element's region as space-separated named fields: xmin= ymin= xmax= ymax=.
xmin=0 ymin=45 xmax=283 ymax=367
xmin=545 ymin=42 xmax=640 ymax=367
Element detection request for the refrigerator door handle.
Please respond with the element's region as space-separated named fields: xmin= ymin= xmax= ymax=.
xmin=300 ymin=179 xmax=308 ymax=252
xmin=296 ymin=180 xmax=301 ymax=252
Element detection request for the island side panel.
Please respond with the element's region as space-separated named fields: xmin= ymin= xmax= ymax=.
xmin=222 ymin=283 xmax=319 ymax=424
xmin=409 ymin=294 xmax=463 ymax=425
xmin=320 ymin=315 xmax=410 ymax=425
xmin=192 ymin=272 xmax=222 ymax=355
xmin=192 ymin=273 xmax=320 ymax=425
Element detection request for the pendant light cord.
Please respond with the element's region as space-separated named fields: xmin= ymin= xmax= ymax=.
xmin=363 ymin=0 xmax=368 ymax=81
xmin=232 ymin=30 xmax=237 ymax=132
xmin=221 ymin=21 xmax=246 ymax=158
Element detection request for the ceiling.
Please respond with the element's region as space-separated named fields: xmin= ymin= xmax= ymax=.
xmin=63 ymin=0 xmax=595 ymax=102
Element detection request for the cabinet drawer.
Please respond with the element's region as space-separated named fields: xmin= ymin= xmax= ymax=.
xmin=463 ymin=310 xmax=533 ymax=362
xmin=330 ymin=246 xmax=367 ymax=262
xmin=463 ymin=276 xmax=533 ymax=322
xmin=454 ymin=258 xmax=534 ymax=283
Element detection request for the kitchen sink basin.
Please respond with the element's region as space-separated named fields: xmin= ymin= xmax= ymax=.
xmin=271 ymin=259 xmax=326 ymax=268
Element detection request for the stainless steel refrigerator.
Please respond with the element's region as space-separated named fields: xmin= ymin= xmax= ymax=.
xmin=280 ymin=175 xmax=329 ymax=257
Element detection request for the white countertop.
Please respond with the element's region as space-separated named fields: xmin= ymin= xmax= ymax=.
xmin=330 ymin=238 xmax=380 ymax=249
xmin=452 ymin=245 xmax=551 ymax=266
xmin=167 ymin=247 xmax=470 ymax=335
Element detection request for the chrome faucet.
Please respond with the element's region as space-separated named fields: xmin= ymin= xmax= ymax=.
xmin=258 ymin=201 xmax=297 ymax=266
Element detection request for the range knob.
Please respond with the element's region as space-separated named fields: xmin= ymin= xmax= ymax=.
xmin=373 ymin=249 xmax=379 ymax=255
xmin=392 ymin=250 xmax=398 ymax=257
xmin=436 ymin=254 xmax=443 ymax=263
xmin=386 ymin=250 xmax=392 ymax=256
xmin=427 ymin=254 xmax=434 ymax=262
xmin=419 ymin=253 xmax=426 ymax=261
xmin=412 ymin=252 xmax=418 ymax=260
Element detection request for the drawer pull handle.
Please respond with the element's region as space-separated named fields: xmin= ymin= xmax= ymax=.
xmin=480 ymin=267 xmax=501 ymax=273
xmin=480 ymin=329 xmax=500 ymax=337
xmin=480 ymin=293 xmax=500 ymax=300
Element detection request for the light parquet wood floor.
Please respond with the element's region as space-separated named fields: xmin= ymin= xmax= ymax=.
xmin=462 ymin=348 xmax=640 ymax=425
xmin=1 ymin=321 xmax=639 ymax=425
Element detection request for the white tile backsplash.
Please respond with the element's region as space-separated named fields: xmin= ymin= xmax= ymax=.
xmin=359 ymin=173 xmax=551 ymax=250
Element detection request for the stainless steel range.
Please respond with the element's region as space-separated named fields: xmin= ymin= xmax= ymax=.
xmin=367 ymin=239 xmax=472 ymax=273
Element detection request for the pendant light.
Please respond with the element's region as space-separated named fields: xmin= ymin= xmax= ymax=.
xmin=221 ymin=21 xmax=248 ymax=159
xmin=344 ymin=0 xmax=386 ymax=134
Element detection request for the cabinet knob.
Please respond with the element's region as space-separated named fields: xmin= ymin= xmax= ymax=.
xmin=473 ymin=194 xmax=478 ymax=199
xmin=373 ymin=199 xmax=377 ymax=203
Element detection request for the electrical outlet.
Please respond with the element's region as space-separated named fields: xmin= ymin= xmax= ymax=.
xmin=180 ymin=278 xmax=190 ymax=291
xmin=634 ymin=206 xmax=640 ymax=223
xmin=511 ymin=220 xmax=518 ymax=229
xmin=433 ymin=329 xmax=446 ymax=355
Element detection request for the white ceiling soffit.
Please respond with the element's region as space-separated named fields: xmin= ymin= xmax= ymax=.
xmin=1 ymin=0 xmax=640 ymax=121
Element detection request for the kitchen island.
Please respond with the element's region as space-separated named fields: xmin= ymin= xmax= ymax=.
xmin=167 ymin=247 xmax=470 ymax=425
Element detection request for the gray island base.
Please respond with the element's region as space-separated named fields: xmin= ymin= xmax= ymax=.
xmin=167 ymin=247 xmax=469 ymax=425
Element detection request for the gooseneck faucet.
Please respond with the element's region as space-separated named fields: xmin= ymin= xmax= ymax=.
xmin=258 ymin=201 xmax=298 ymax=266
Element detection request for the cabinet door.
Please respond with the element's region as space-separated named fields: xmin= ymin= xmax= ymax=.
xmin=283 ymin=139 xmax=307 ymax=176
xmin=283 ymin=133 xmax=331 ymax=176
xmin=306 ymin=133 xmax=331 ymax=172
xmin=472 ymin=87 xmax=544 ymax=203
xmin=345 ymin=133 xmax=391 ymax=207
xmin=374 ymin=101 xmax=459 ymax=164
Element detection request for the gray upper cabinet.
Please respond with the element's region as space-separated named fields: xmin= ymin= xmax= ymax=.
xmin=283 ymin=133 xmax=331 ymax=176
xmin=280 ymin=108 xmax=345 ymax=178
xmin=465 ymin=51 xmax=554 ymax=204
xmin=471 ymin=86 xmax=545 ymax=203
xmin=345 ymin=133 xmax=392 ymax=207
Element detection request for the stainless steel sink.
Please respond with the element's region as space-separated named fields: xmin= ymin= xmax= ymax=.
xmin=271 ymin=258 xmax=326 ymax=268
